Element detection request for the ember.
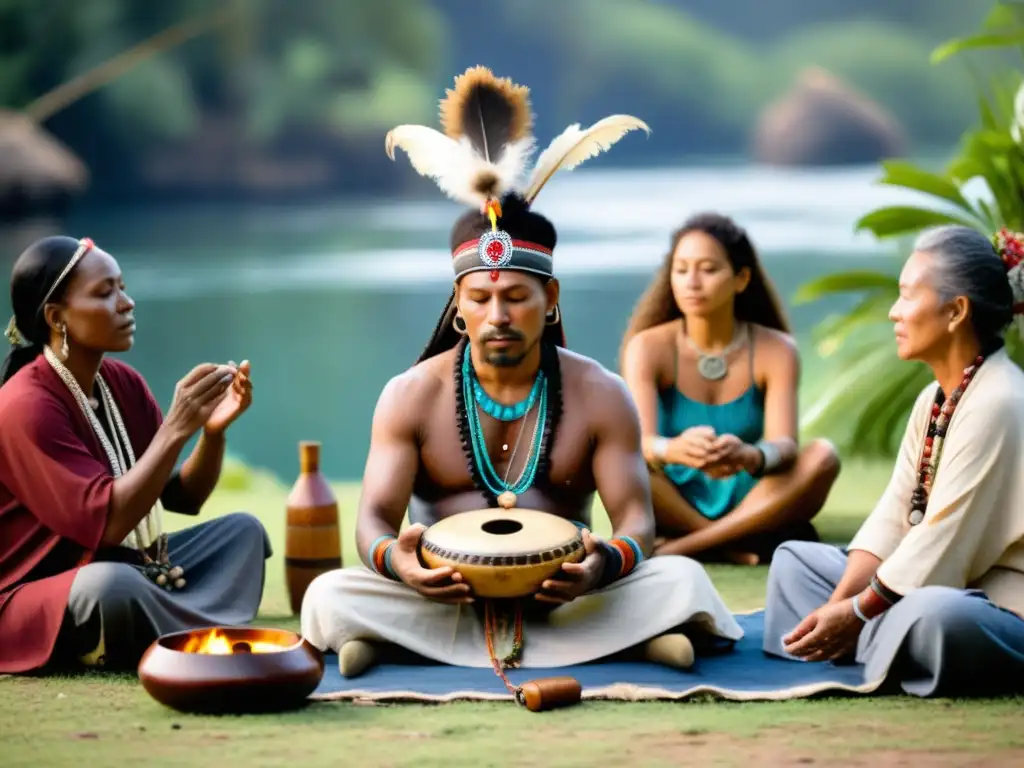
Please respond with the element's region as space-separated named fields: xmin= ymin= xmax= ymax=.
xmin=180 ymin=628 xmax=284 ymax=655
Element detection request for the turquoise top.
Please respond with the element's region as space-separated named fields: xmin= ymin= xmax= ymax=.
xmin=657 ymin=336 xmax=765 ymax=520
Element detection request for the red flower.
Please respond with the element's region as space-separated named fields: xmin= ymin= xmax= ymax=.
xmin=995 ymin=228 xmax=1024 ymax=270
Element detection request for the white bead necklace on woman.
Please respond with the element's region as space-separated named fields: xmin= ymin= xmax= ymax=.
xmin=43 ymin=346 xmax=185 ymax=590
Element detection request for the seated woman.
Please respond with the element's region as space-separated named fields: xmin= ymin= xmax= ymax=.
xmin=763 ymin=225 xmax=1024 ymax=698
xmin=621 ymin=212 xmax=840 ymax=565
xmin=0 ymin=236 xmax=272 ymax=674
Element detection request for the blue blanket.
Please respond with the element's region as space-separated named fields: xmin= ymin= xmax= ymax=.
xmin=310 ymin=611 xmax=886 ymax=703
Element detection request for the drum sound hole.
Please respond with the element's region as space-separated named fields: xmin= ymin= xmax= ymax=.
xmin=481 ymin=519 xmax=523 ymax=536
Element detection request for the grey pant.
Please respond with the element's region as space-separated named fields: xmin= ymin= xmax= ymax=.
xmin=763 ymin=541 xmax=1024 ymax=697
xmin=61 ymin=512 xmax=272 ymax=670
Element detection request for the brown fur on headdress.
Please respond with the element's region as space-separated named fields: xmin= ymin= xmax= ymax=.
xmin=385 ymin=66 xmax=649 ymax=209
xmin=439 ymin=66 xmax=533 ymax=150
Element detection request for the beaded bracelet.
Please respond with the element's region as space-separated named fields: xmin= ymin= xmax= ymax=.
xmin=368 ymin=534 xmax=400 ymax=581
xmin=568 ymin=521 xmax=645 ymax=588
xmin=596 ymin=536 xmax=644 ymax=588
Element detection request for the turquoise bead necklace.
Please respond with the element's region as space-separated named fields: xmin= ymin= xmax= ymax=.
xmin=470 ymin=361 xmax=544 ymax=421
xmin=461 ymin=343 xmax=547 ymax=507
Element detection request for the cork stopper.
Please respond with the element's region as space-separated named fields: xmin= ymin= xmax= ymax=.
xmin=298 ymin=441 xmax=321 ymax=474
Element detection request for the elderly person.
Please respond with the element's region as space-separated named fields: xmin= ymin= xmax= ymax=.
xmin=763 ymin=225 xmax=1024 ymax=697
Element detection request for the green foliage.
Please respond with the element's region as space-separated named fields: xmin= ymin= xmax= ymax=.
xmin=931 ymin=0 xmax=1024 ymax=62
xmin=238 ymin=0 xmax=447 ymax=144
xmin=545 ymin=0 xmax=767 ymax=129
xmin=796 ymin=2 xmax=1024 ymax=458
xmin=102 ymin=57 xmax=200 ymax=143
xmin=0 ymin=0 xmax=1006 ymax=188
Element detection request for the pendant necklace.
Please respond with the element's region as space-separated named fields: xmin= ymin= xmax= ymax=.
xmin=683 ymin=321 xmax=748 ymax=381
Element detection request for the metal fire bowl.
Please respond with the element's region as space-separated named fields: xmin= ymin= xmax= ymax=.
xmin=137 ymin=626 xmax=325 ymax=715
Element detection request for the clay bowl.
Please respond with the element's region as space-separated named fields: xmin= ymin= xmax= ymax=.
xmin=138 ymin=626 xmax=325 ymax=714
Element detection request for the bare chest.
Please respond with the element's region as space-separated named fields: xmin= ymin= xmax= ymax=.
xmin=414 ymin=386 xmax=595 ymax=503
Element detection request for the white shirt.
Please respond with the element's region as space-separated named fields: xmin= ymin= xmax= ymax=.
xmin=848 ymin=348 xmax=1024 ymax=618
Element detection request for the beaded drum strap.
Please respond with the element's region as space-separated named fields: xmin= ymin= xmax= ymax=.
xmin=484 ymin=599 xmax=524 ymax=695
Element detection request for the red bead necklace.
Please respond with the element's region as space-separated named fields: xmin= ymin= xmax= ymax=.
xmin=909 ymin=355 xmax=984 ymax=525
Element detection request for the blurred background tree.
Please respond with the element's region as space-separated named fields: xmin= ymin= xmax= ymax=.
xmin=0 ymin=0 xmax=1003 ymax=203
xmin=794 ymin=1 xmax=1024 ymax=458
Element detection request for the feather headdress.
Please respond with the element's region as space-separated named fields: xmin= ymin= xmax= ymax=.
xmin=385 ymin=66 xmax=650 ymax=211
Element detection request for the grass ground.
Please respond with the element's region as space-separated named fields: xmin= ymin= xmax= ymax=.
xmin=2 ymin=459 xmax=1021 ymax=768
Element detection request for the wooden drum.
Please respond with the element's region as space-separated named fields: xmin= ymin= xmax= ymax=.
xmin=419 ymin=508 xmax=584 ymax=599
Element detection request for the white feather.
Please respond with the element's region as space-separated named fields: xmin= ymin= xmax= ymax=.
xmin=385 ymin=125 xmax=458 ymax=176
xmin=386 ymin=126 xmax=535 ymax=208
xmin=523 ymin=115 xmax=651 ymax=202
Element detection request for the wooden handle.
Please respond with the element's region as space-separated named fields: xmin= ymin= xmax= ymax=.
xmin=516 ymin=676 xmax=582 ymax=712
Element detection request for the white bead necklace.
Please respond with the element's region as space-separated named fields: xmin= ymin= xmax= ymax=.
xmin=43 ymin=346 xmax=185 ymax=590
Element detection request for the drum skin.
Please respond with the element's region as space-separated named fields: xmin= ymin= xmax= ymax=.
xmin=419 ymin=508 xmax=585 ymax=598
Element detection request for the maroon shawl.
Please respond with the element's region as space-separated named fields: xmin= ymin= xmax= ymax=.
xmin=0 ymin=355 xmax=164 ymax=673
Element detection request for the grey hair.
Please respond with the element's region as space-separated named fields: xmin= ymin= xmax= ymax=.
xmin=913 ymin=224 xmax=1013 ymax=354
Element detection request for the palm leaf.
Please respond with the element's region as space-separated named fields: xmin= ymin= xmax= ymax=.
xmin=801 ymin=341 xmax=893 ymax=429
xmin=931 ymin=2 xmax=1024 ymax=63
xmin=931 ymin=30 xmax=1024 ymax=64
xmin=792 ymin=270 xmax=898 ymax=303
xmin=847 ymin=359 xmax=930 ymax=457
xmin=875 ymin=160 xmax=979 ymax=216
xmin=855 ymin=206 xmax=985 ymax=239
xmin=798 ymin=4 xmax=1024 ymax=460
xmin=810 ymin=292 xmax=896 ymax=357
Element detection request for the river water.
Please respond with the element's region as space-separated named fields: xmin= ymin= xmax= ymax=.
xmin=3 ymin=164 xmax=925 ymax=481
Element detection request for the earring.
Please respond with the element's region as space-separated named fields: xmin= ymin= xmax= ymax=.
xmin=452 ymin=314 xmax=468 ymax=335
xmin=60 ymin=324 xmax=69 ymax=359
xmin=546 ymin=305 xmax=561 ymax=326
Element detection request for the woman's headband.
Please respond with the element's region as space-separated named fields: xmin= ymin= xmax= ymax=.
xmin=6 ymin=237 xmax=95 ymax=347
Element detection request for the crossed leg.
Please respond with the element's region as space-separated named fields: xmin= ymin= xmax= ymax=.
xmin=652 ymin=438 xmax=841 ymax=564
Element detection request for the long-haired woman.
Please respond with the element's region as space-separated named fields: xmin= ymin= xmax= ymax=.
xmin=621 ymin=212 xmax=840 ymax=565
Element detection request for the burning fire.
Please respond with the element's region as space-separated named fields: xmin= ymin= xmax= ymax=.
xmin=180 ymin=628 xmax=285 ymax=655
